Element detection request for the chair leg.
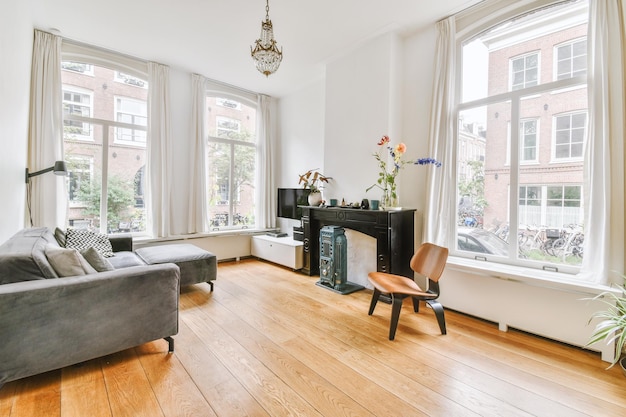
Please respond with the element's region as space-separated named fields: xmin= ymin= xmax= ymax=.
xmin=389 ymin=295 xmax=403 ymax=340
xmin=368 ymin=288 xmax=381 ymax=315
xmin=426 ymin=300 xmax=447 ymax=335
xmin=411 ymin=297 xmax=420 ymax=313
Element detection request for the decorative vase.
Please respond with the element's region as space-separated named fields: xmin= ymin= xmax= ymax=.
xmin=381 ymin=192 xmax=398 ymax=210
xmin=308 ymin=191 xmax=323 ymax=206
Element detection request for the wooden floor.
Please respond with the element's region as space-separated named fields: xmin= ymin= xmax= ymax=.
xmin=1 ymin=259 xmax=625 ymax=417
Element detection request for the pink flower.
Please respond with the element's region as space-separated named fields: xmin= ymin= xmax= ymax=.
xmin=395 ymin=143 xmax=406 ymax=155
xmin=377 ymin=135 xmax=390 ymax=146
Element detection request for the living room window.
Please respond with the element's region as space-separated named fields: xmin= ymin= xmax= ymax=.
xmin=206 ymin=95 xmax=257 ymax=230
xmin=455 ymin=0 xmax=588 ymax=273
xmin=61 ymin=57 xmax=148 ymax=235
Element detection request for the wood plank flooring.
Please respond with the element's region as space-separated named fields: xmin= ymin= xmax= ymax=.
xmin=1 ymin=258 xmax=625 ymax=416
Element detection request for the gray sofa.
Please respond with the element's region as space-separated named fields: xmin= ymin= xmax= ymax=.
xmin=0 ymin=227 xmax=214 ymax=386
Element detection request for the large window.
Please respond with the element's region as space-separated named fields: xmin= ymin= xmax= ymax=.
xmin=62 ymin=58 xmax=148 ymax=234
xmin=206 ymin=95 xmax=257 ymax=230
xmin=456 ymin=0 xmax=588 ymax=272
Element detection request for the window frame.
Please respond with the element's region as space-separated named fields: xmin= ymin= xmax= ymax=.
xmin=205 ymin=90 xmax=259 ymax=232
xmin=453 ymin=0 xmax=589 ymax=276
xmin=61 ymin=43 xmax=149 ymax=235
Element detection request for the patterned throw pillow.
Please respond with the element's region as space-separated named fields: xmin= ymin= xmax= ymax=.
xmin=65 ymin=229 xmax=115 ymax=258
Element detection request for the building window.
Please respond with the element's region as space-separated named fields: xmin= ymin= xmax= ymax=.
xmin=547 ymin=184 xmax=582 ymax=225
xmin=511 ymin=52 xmax=539 ymax=91
xmin=62 ymin=87 xmax=93 ymax=139
xmin=114 ymin=71 xmax=147 ymax=88
xmin=66 ymin=156 xmax=92 ymax=203
xmin=206 ymin=95 xmax=257 ymax=230
xmin=520 ymin=119 xmax=538 ymax=162
xmin=556 ymin=38 xmax=587 ymax=80
xmin=216 ymin=116 xmax=241 ymax=138
xmin=554 ymin=112 xmax=586 ymax=160
xmin=62 ymin=61 xmax=94 ymax=76
xmin=115 ymin=97 xmax=147 ymax=144
xmin=216 ymin=97 xmax=242 ymax=110
xmin=456 ymin=0 xmax=588 ymax=272
xmin=61 ymin=57 xmax=149 ymax=235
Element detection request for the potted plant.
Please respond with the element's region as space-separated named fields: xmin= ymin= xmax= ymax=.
xmin=298 ymin=169 xmax=331 ymax=206
xmin=586 ymin=287 xmax=626 ymax=375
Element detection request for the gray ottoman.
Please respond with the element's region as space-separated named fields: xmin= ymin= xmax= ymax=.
xmin=135 ymin=244 xmax=216 ymax=290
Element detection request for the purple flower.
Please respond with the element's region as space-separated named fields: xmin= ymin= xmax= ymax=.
xmin=414 ymin=157 xmax=442 ymax=167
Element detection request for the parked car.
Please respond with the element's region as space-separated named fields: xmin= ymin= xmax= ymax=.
xmin=457 ymin=227 xmax=509 ymax=256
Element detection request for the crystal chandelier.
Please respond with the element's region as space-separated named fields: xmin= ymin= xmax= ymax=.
xmin=250 ymin=0 xmax=283 ymax=77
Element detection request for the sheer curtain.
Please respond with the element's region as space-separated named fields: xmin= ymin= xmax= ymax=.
xmin=146 ymin=62 xmax=172 ymax=238
xmin=580 ymin=0 xmax=625 ymax=284
xmin=256 ymin=94 xmax=275 ymax=229
xmin=424 ymin=17 xmax=456 ymax=246
xmin=27 ymin=30 xmax=67 ymax=229
xmin=188 ymin=74 xmax=208 ymax=233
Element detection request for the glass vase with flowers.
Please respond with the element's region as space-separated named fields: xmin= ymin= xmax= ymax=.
xmin=366 ymin=135 xmax=441 ymax=209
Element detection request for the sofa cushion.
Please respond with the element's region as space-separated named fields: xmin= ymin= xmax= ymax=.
xmin=107 ymin=251 xmax=146 ymax=269
xmin=54 ymin=227 xmax=66 ymax=247
xmin=65 ymin=229 xmax=114 ymax=257
xmin=0 ymin=228 xmax=59 ymax=284
xmin=80 ymin=247 xmax=115 ymax=272
xmin=45 ymin=245 xmax=97 ymax=277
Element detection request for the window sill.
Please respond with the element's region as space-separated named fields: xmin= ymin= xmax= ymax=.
xmin=446 ymin=256 xmax=619 ymax=297
xmin=133 ymin=228 xmax=278 ymax=245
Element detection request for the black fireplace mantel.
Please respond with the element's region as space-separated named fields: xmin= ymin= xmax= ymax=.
xmin=300 ymin=206 xmax=415 ymax=278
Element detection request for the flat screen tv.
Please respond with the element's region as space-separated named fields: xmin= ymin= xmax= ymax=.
xmin=277 ymin=188 xmax=310 ymax=219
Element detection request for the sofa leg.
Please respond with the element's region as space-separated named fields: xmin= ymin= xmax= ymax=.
xmin=164 ymin=336 xmax=174 ymax=353
xmin=209 ymin=281 xmax=214 ymax=291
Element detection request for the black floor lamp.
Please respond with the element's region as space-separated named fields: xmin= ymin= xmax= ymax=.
xmin=25 ymin=160 xmax=68 ymax=226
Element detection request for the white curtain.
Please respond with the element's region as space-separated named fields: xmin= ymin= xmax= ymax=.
xmin=146 ymin=62 xmax=172 ymax=238
xmin=256 ymin=94 xmax=275 ymax=229
xmin=579 ymin=0 xmax=625 ymax=284
xmin=188 ymin=74 xmax=208 ymax=233
xmin=27 ymin=30 xmax=67 ymax=229
xmin=424 ymin=17 xmax=456 ymax=246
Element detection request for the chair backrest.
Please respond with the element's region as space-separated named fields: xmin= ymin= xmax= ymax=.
xmin=409 ymin=242 xmax=449 ymax=283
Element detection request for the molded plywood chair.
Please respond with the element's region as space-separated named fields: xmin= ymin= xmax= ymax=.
xmin=367 ymin=243 xmax=449 ymax=340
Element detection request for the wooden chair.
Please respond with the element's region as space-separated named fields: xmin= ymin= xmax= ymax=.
xmin=367 ymin=243 xmax=449 ymax=340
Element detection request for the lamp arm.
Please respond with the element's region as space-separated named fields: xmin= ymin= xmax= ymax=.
xmin=27 ymin=166 xmax=55 ymax=178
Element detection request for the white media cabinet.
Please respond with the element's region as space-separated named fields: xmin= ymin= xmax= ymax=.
xmin=251 ymin=235 xmax=303 ymax=270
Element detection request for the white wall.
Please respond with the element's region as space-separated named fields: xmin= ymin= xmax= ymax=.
xmin=0 ymin=0 xmax=33 ymax=242
xmin=323 ymin=33 xmax=402 ymax=205
xmin=399 ymin=25 xmax=439 ymax=219
xmin=276 ymin=77 xmax=326 ymax=233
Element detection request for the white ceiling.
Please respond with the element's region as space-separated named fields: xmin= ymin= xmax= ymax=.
xmin=31 ymin=0 xmax=481 ymax=97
